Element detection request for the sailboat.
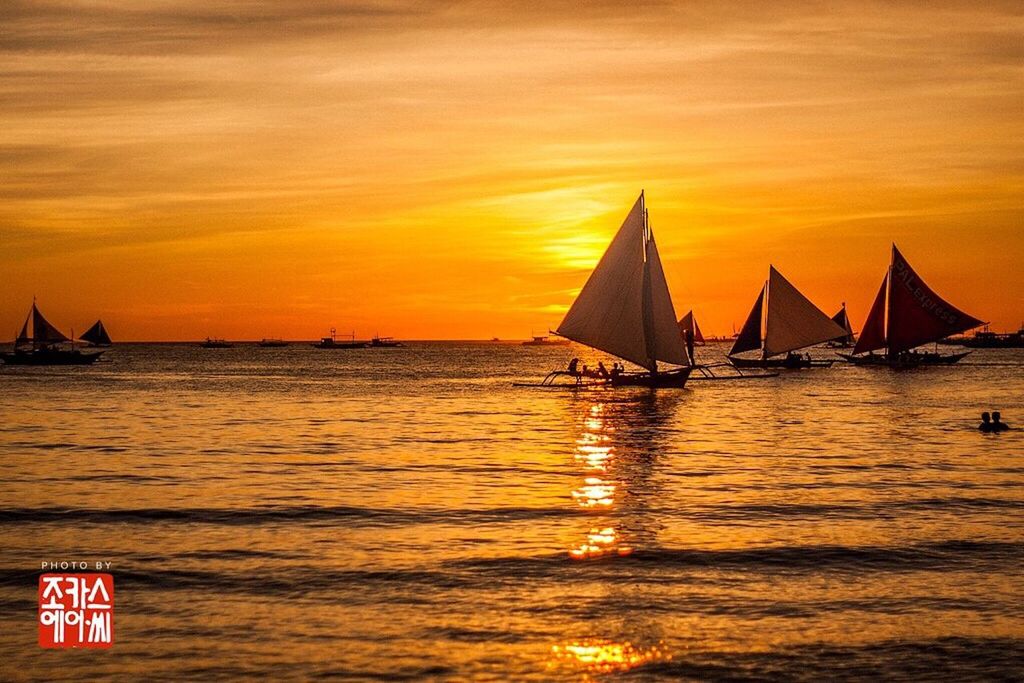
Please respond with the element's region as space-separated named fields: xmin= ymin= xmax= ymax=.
xmin=825 ymin=304 xmax=856 ymax=348
xmin=728 ymin=267 xmax=847 ymax=369
xmin=543 ymin=192 xmax=692 ymax=388
xmin=80 ymin=319 xmax=112 ymax=347
xmin=1 ymin=302 xmax=105 ymax=365
xmin=839 ymin=245 xmax=983 ymax=366
xmin=677 ymin=310 xmax=704 ymax=365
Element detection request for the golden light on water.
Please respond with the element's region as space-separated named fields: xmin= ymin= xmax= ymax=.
xmin=550 ymin=639 xmax=672 ymax=674
xmin=569 ymin=401 xmax=634 ymax=560
xmin=569 ymin=526 xmax=634 ymax=561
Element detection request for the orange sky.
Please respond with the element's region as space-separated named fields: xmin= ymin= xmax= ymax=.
xmin=2 ymin=1 xmax=1022 ymax=340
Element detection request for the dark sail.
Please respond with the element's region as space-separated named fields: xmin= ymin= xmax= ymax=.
xmin=831 ymin=305 xmax=855 ymax=343
xmin=729 ymin=285 xmax=764 ymax=356
xmin=80 ymin=320 xmax=112 ymax=346
xmin=31 ymin=304 xmax=69 ymax=343
xmin=15 ymin=314 xmax=30 ymax=345
xmin=853 ymin=276 xmax=888 ymax=355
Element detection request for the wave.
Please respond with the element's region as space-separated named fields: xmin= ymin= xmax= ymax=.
xmin=2 ymin=540 xmax=1020 ymax=595
xmin=0 ymin=504 xmax=571 ymax=526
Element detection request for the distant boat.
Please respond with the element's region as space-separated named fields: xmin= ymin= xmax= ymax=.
xmin=839 ymin=245 xmax=984 ymax=366
xmin=538 ymin=191 xmax=692 ymax=388
xmin=201 ymin=337 xmax=234 ymax=348
xmin=825 ymin=304 xmax=856 ymax=348
xmin=314 ymin=328 xmax=366 ymax=349
xmin=369 ymin=336 xmax=404 ymax=348
xmin=80 ymin=319 xmax=112 ymax=347
xmin=958 ymin=325 xmax=1024 ymax=349
xmin=728 ymin=267 xmax=847 ymax=369
xmin=522 ymin=335 xmax=571 ymax=346
xmin=1 ymin=302 xmax=104 ymax=365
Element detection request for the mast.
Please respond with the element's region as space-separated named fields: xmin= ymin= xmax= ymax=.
xmin=761 ymin=275 xmax=770 ymax=361
xmin=641 ymin=196 xmax=657 ymax=374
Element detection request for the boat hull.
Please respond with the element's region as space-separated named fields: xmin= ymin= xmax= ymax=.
xmin=729 ymin=355 xmax=834 ymax=369
xmin=1 ymin=349 xmax=105 ymax=365
xmin=837 ymin=351 xmax=971 ymax=367
xmin=313 ymin=342 xmax=367 ymax=349
xmin=610 ymin=367 xmax=692 ymax=388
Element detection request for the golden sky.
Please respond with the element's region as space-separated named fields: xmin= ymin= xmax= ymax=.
xmin=2 ymin=1 xmax=1022 ymax=340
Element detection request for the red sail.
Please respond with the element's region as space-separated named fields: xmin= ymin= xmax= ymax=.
xmin=886 ymin=246 xmax=984 ymax=353
xmin=852 ymin=276 xmax=887 ymax=355
xmin=692 ymin=316 xmax=705 ymax=344
xmin=729 ymin=285 xmax=764 ymax=356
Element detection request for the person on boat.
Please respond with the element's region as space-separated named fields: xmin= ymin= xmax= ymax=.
xmin=597 ymin=361 xmax=609 ymax=379
xmin=979 ymin=412 xmax=994 ymax=433
xmin=610 ymin=363 xmax=622 ymax=380
xmin=567 ymin=357 xmax=579 ymax=377
xmin=992 ymin=412 xmax=1010 ymax=432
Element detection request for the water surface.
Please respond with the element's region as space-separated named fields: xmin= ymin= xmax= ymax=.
xmin=1 ymin=343 xmax=1022 ymax=680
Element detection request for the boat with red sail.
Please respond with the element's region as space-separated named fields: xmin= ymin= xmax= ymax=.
xmin=838 ymin=245 xmax=984 ymax=366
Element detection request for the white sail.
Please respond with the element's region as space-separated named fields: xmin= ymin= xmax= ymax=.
xmin=644 ymin=231 xmax=690 ymax=366
xmin=556 ymin=194 xmax=650 ymax=369
xmin=763 ymin=266 xmax=847 ymax=356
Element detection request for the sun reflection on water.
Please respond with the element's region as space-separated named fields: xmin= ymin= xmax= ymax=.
xmin=569 ymin=402 xmax=631 ymax=560
xmin=550 ymin=639 xmax=672 ymax=674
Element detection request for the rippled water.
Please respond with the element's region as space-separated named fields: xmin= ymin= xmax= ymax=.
xmin=1 ymin=343 xmax=1022 ymax=680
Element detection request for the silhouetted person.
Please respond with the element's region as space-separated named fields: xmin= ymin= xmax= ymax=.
xmin=567 ymin=357 xmax=579 ymax=376
xmin=979 ymin=412 xmax=993 ymax=432
xmin=597 ymin=361 xmax=609 ymax=379
xmin=992 ymin=411 xmax=1010 ymax=432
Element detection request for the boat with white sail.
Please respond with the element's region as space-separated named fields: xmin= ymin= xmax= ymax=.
xmin=838 ymin=245 xmax=983 ymax=366
xmin=535 ymin=191 xmax=692 ymax=388
xmin=728 ymin=267 xmax=847 ymax=369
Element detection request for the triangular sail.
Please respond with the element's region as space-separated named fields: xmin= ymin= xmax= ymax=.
xmin=31 ymin=304 xmax=69 ymax=343
xmin=853 ymin=275 xmax=888 ymax=355
xmin=692 ymin=316 xmax=704 ymax=344
xmin=678 ymin=311 xmax=705 ymax=345
xmin=556 ymin=194 xmax=650 ymax=369
xmin=763 ymin=267 xmax=847 ymax=356
xmin=81 ymin=320 xmax=112 ymax=345
xmin=831 ymin=305 xmax=855 ymax=344
xmin=886 ymin=246 xmax=984 ymax=353
xmin=644 ymin=232 xmax=690 ymax=367
xmin=730 ymin=285 xmax=764 ymax=356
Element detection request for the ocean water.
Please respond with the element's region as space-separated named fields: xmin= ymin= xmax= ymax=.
xmin=1 ymin=342 xmax=1022 ymax=680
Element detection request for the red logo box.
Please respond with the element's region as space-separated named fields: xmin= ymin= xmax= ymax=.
xmin=38 ymin=573 xmax=114 ymax=648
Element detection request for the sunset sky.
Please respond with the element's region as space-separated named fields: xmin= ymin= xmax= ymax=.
xmin=2 ymin=1 xmax=1022 ymax=340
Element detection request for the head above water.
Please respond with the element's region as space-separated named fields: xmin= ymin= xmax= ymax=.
xmin=981 ymin=412 xmax=991 ymax=422
xmin=993 ymin=412 xmax=1002 ymax=422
